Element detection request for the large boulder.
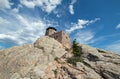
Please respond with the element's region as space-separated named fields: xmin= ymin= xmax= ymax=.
xmin=78 ymin=44 xmax=120 ymax=79
xmin=34 ymin=36 xmax=66 ymax=58
xmin=81 ymin=44 xmax=104 ymax=61
xmin=0 ymin=36 xmax=66 ymax=79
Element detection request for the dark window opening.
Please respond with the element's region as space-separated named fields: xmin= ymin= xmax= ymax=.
xmin=66 ymin=36 xmax=68 ymax=39
xmin=54 ymin=36 xmax=58 ymax=39
xmin=56 ymin=36 xmax=58 ymax=38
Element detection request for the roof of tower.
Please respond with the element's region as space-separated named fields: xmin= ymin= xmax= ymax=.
xmin=46 ymin=27 xmax=57 ymax=31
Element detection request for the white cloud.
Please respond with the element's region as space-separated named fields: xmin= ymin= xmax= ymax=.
xmin=16 ymin=15 xmax=30 ymax=27
xmin=12 ymin=15 xmax=47 ymax=45
xmin=66 ymin=18 xmax=100 ymax=34
xmin=0 ymin=0 xmax=60 ymax=48
xmin=73 ymin=30 xmax=120 ymax=54
xmin=0 ymin=34 xmax=18 ymax=44
xmin=12 ymin=8 xmax=19 ymax=13
xmin=88 ymin=18 xmax=100 ymax=24
xmin=116 ymin=24 xmax=120 ymax=29
xmin=0 ymin=0 xmax=11 ymax=9
xmin=104 ymin=40 xmax=120 ymax=53
xmin=56 ymin=14 xmax=61 ymax=18
xmin=0 ymin=34 xmax=16 ymax=39
xmin=20 ymin=0 xmax=62 ymax=13
xmin=69 ymin=0 xmax=77 ymax=15
xmin=69 ymin=5 xmax=74 ymax=15
xmin=12 ymin=4 xmax=22 ymax=13
xmin=74 ymin=30 xmax=95 ymax=44
xmin=0 ymin=17 xmax=9 ymax=24
xmin=89 ymin=33 xmax=120 ymax=44
xmin=20 ymin=0 xmax=35 ymax=8
xmin=71 ymin=0 xmax=77 ymax=4
xmin=0 ymin=11 xmax=51 ymax=46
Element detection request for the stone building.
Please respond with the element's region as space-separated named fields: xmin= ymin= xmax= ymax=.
xmin=45 ymin=27 xmax=71 ymax=49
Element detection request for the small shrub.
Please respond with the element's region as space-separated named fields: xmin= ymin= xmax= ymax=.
xmin=54 ymin=57 xmax=59 ymax=61
xmin=65 ymin=48 xmax=69 ymax=51
xmin=52 ymin=69 xmax=57 ymax=78
xmin=67 ymin=39 xmax=83 ymax=66
xmin=67 ymin=56 xmax=83 ymax=66
xmin=72 ymin=39 xmax=82 ymax=57
xmin=54 ymin=57 xmax=60 ymax=63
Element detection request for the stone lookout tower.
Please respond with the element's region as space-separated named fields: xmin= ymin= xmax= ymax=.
xmin=45 ymin=27 xmax=71 ymax=49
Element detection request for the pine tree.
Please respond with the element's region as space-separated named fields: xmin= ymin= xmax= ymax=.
xmin=72 ymin=39 xmax=81 ymax=57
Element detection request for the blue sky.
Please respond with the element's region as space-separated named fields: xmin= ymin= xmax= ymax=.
xmin=0 ymin=0 xmax=120 ymax=54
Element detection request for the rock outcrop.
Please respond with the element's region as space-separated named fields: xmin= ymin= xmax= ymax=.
xmin=77 ymin=44 xmax=120 ymax=79
xmin=0 ymin=36 xmax=68 ymax=79
xmin=0 ymin=36 xmax=120 ymax=79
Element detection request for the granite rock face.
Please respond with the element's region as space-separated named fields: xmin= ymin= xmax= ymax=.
xmin=77 ymin=44 xmax=120 ymax=79
xmin=0 ymin=36 xmax=68 ymax=79
xmin=0 ymin=36 xmax=120 ymax=79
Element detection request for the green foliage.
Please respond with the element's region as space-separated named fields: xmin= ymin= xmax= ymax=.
xmin=67 ymin=56 xmax=83 ymax=66
xmin=72 ymin=39 xmax=82 ymax=57
xmin=54 ymin=57 xmax=59 ymax=61
xmin=67 ymin=39 xmax=83 ymax=66
xmin=65 ymin=48 xmax=69 ymax=51
xmin=54 ymin=57 xmax=60 ymax=63
xmin=52 ymin=69 xmax=57 ymax=78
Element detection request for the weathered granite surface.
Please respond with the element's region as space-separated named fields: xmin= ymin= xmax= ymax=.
xmin=77 ymin=44 xmax=120 ymax=79
xmin=0 ymin=36 xmax=120 ymax=79
xmin=0 ymin=36 xmax=67 ymax=79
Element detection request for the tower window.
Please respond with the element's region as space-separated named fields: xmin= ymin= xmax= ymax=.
xmin=56 ymin=36 xmax=58 ymax=38
xmin=66 ymin=36 xmax=68 ymax=39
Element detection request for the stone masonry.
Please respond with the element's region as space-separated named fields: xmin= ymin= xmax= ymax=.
xmin=45 ymin=27 xmax=71 ymax=49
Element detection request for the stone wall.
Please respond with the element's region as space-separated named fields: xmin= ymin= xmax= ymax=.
xmin=49 ymin=31 xmax=62 ymax=43
xmin=61 ymin=31 xmax=71 ymax=49
xmin=49 ymin=31 xmax=71 ymax=49
xmin=45 ymin=27 xmax=71 ymax=49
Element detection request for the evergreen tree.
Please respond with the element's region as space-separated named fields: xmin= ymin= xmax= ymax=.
xmin=67 ymin=39 xmax=83 ymax=66
xmin=72 ymin=39 xmax=81 ymax=57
